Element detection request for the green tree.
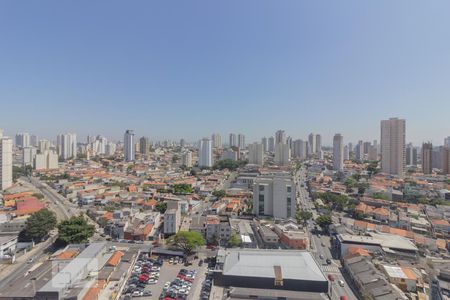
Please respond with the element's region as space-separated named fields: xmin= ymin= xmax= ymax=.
xmin=296 ymin=209 xmax=313 ymax=226
xmin=212 ymin=189 xmax=226 ymax=200
xmin=173 ymin=184 xmax=193 ymax=194
xmin=316 ymin=214 xmax=332 ymax=231
xmin=19 ymin=208 xmax=57 ymax=242
xmin=213 ymin=159 xmax=240 ymax=171
xmin=155 ymin=202 xmax=167 ymax=213
xmin=167 ymin=231 xmax=205 ymax=255
xmin=227 ymin=233 xmax=241 ymax=248
xmin=57 ymin=215 xmax=95 ymax=245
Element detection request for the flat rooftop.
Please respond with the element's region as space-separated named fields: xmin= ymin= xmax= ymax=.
xmin=338 ymin=232 xmax=418 ymax=252
xmin=222 ymin=249 xmax=326 ymax=282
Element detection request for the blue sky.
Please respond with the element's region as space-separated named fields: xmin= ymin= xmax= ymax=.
xmin=1 ymin=1 xmax=449 ymax=145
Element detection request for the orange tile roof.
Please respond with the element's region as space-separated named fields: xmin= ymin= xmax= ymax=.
xmin=106 ymin=251 xmax=124 ymax=267
xmin=402 ymin=268 xmax=418 ymax=280
xmin=102 ymin=212 xmax=113 ymax=221
xmin=82 ymin=280 xmax=106 ymax=300
xmin=436 ymin=239 xmax=447 ymax=250
xmin=55 ymin=249 xmax=78 ymax=260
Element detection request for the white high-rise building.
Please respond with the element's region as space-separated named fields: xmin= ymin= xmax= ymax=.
xmin=261 ymin=137 xmax=268 ymax=152
xmin=316 ymin=134 xmax=322 ymax=155
xmin=381 ymin=118 xmax=406 ymax=176
xmin=0 ymin=133 xmax=13 ymax=191
xmin=268 ymin=136 xmax=275 ymax=152
xmin=124 ymin=130 xmax=135 ymax=162
xmin=253 ymin=173 xmax=296 ymax=219
xmin=30 ymin=135 xmax=38 ymax=147
xmin=57 ymin=133 xmax=77 ymax=160
xmin=105 ymin=142 xmax=116 ymax=156
xmin=34 ymin=150 xmax=59 ymax=170
xmin=308 ymin=133 xmax=316 ymax=155
xmin=274 ymin=143 xmax=290 ymax=166
xmin=238 ymin=134 xmax=245 ymax=149
xmin=293 ymin=139 xmax=308 ymax=159
xmin=181 ymin=151 xmax=192 ymax=168
xmin=229 ymin=133 xmax=237 ymax=147
xmin=15 ymin=132 xmax=30 ymax=148
xmin=199 ymin=138 xmax=213 ymax=168
xmin=343 ymin=145 xmax=350 ymax=160
xmin=248 ymin=143 xmax=264 ymax=166
xmin=355 ymin=140 xmax=364 ymax=162
xmin=445 ymin=137 xmax=450 ymax=147
xmin=38 ymin=139 xmax=50 ymax=153
xmin=221 ymin=149 xmax=238 ymax=161
xmin=211 ymin=133 xmax=222 ymax=148
xmin=275 ymin=130 xmax=286 ymax=145
xmin=333 ymin=134 xmax=344 ymax=171
xmin=23 ymin=147 xmax=37 ymax=166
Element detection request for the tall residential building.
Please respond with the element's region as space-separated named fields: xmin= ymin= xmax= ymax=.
xmin=380 ymin=118 xmax=406 ymax=176
xmin=139 ymin=136 xmax=149 ymax=155
xmin=221 ymin=148 xmax=238 ymax=161
xmin=274 ymin=143 xmax=290 ymax=166
xmin=238 ymin=134 xmax=245 ymax=149
xmin=422 ymin=142 xmax=433 ymax=174
xmin=30 ymin=135 xmax=38 ymax=147
xmin=23 ymin=147 xmax=37 ymax=166
xmin=368 ymin=145 xmax=378 ymax=161
xmin=315 ymin=134 xmax=322 ymax=155
xmin=355 ymin=140 xmax=364 ymax=161
xmin=15 ymin=132 xmax=30 ymax=148
xmin=180 ymin=139 xmax=186 ymax=148
xmin=333 ymin=134 xmax=344 ymax=171
xmin=292 ymin=139 xmax=307 ymax=159
xmin=275 ymin=130 xmax=286 ymax=145
xmin=212 ymin=133 xmax=222 ymax=148
xmin=0 ymin=134 xmax=13 ymax=191
xmin=124 ymin=130 xmax=135 ymax=162
xmin=343 ymin=145 xmax=350 ymax=160
xmin=308 ymin=133 xmax=316 ymax=155
xmin=34 ymin=150 xmax=59 ymax=170
xmin=268 ymin=136 xmax=275 ymax=152
xmin=445 ymin=137 xmax=450 ymax=147
xmin=198 ymin=138 xmax=213 ymax=168
xmin=442 ymin=147 xmax=450 ymax=175
xmin=38 ymin=139 xmax=50 ymax=153
xmin=248 ymin=143 xmax=264 ymax=166
xmin=57 ymin=133 xmax=77 ymax=160
xmin=406 ymin=143 xmax=418 ymax=166
xmin=105 ymin=142 xmax=116 ymax=156
xmin=229 ymin=133 xmax=237 ymax=147
xmin=261 ymin=137 xmax=268 ymax=152
xmin=253 ymin=173 xmax=296 ymax=219
xmin=181 ymin=151 xmax=192 ymax=168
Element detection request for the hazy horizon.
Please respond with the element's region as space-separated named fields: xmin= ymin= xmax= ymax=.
xmin=1 ymin=1 xmax=449 ymax=145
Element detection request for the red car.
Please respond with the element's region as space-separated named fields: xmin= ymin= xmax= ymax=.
xmin=328 ymin=274 xmax=335 ymax=281
xmin=340 ymin=296 xmax=348 ymax=300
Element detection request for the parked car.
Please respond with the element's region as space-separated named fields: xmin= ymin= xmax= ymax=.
xmin=328 ymin=274 xmax=335 ymax=281
xmin=338 ymin=280 xmax=345 ymax=287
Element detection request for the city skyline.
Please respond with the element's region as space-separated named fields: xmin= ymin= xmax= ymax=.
xmin=1 ymin=1 xmax=450 ymax=143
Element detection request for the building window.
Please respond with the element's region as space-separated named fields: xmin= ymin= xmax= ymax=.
xmin=258 ymin=194 xmax=265 ymax=214
xmin=287 ymin=197 xmax=291 ymax=216
xmin=259 ymin=185 xmax=264 ymax=192
xmin=287 ymin=186 xmax=291 ymax=193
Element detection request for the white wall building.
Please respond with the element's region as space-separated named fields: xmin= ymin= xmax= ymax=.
xmin=212 ymin=133 xmax=222 ymax=148
xmin=274 ymin=143 xmax=290 ymax=166
xmin=238 ymin=134 xmax=245 ymax=149
xmin=248 ymin=143 xmax=264 ymax=166
xmin=23 ymin=147 xmax=37 ymax=166
xmin=381 ymin=118 xmax=406 ymax=176
xmin=261 ymin=137 xmax=268 ymax=152
xmin=268 ymin=136 xmax=275 ymax=152
xmin=15 ymin=132 xmax=30 ymax=148
xmin=229 ymin=133 xmax=237 ymax=147
xmin=0 ymin=132 xmax=13 ymax=191
xmin=181 ymin=151 xmax=192 ymax=168
xmin=124 ymin=130 xmax=135 ymax=161
xmin=57 ymin=133 xmax=77 ymax=160
xmin=333 ymin=134 xmax=344 ymax=171
xmin=253 ymin=173 xmax=296 ymax=219
xmin=199 ymin=138 xmax=213 ymax=167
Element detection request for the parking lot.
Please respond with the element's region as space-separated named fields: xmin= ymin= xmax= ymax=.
xmin=122 ymin=253 xmax=211 ymax=300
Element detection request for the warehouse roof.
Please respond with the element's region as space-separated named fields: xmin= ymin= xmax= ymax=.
xmin=222 ymin=249 xmax=326 ymax=282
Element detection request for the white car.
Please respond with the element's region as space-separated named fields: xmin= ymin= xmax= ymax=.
xmin=338 ymin=280 xmax=345 ymax=287
xmin=148 ymin=278 xmax=158 ymax=284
